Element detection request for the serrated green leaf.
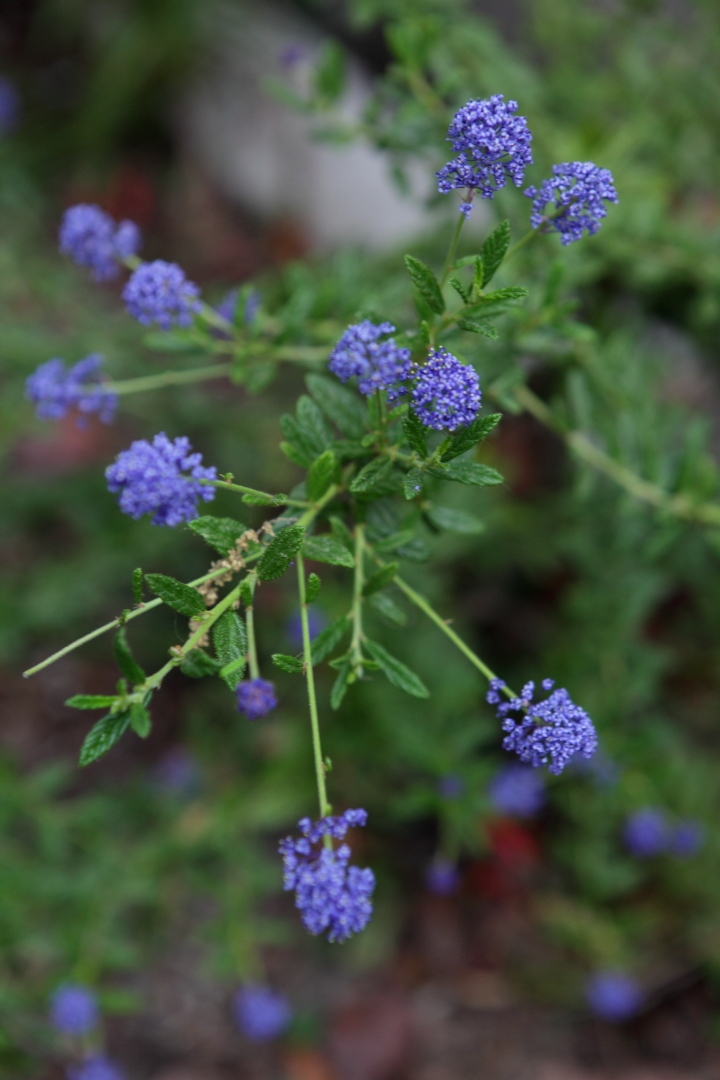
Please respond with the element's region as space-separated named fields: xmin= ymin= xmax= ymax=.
xmin=457 ymin=318 xmax=498 ymax=339
xmin=349 ymin=457 xmax=395 ymax=495
xmin=365 ymin=639 xmax=429 ymax=698
xmin=362 ymin=562 xmax=399 ymax=596
xmin=441 ymin=413 xmax=502 ymax=461
xmin=330 ymin=657 xmax=352 ymax=709
xmin=403 ymin=468 xmax=425 ymax=500
xmin=303 ymin=534 xmax=355 ymax=568
xmin=257 ymin=525 xmax=306 ymax=581
xmin=79 ymin=711 xmax=131 ymax=766
xmin=311 ymin=616 xmax=350 ymax=664
xmin=129 ymin=702 xmax=151 ymax=738
xmin=297 ymin=395 xmax=334 ymax=456
xmin=430 ymin=461 xmax=504 ymax=486
xmin=280 ymin=438 xmax=312 ymax=468
xmin=180 ymin=649 xmax=224 ymax=678
xmin=188 ymin=515 xmax=246 ymax=555
xmin=449 ymin=277 xmax=470 ymax=303
xmin=402 ymin=410 xmax=428 ymax=458
xmin=272 ymin=653 xmax=304 ymax=674
xmin=396 ymin=537 xmax=431 ymax=562
xmin=306 ymin=573 xmax=322 ymax=603
xmin=132 ymin=568 xmax=143 ymax=604
xmin=306 ymin=449 xmax=337 ymax=502
xmin=145 ymin=573 xmax=206 ymax=618
xmin=65 ymin=694 xmax=119 ymax=710
xmin=368 ymin=591 xmax=407 ymax=626
xmin=481 ymin=220 xmax=510 ymax=286
xmin=213 ymin=611 xmax=247 ymax=688
xmin=113 ymin=628 xmax=146 ymax=685
xmin=241 ymin=491 xmax=288 ymax=506
xmin=480 ymin=286 xmax=529 ymax=303
xmin=306 ymin=374 xmax=366 ymax=438
xmin=473 ymin=255 xmax=485 ymax=292
xmin=426 ymin=506 xmax=485 ymax=534
xmin=404 ymin=255 xmax=445 ymax=314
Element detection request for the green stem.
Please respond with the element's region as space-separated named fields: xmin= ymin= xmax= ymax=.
xmin=203 ymin=478 xmax=307 ymax=507
xmin=504 ymin=227 xmax=540 ymax=262
xmin=245 ymin=574 xmax=260 ymax=680
xmin=106 ymin=364 xmax=231 ymax=396
xmin=440 ymin=211 xmax=468 ymax=288
xmin=297 ymin=553 xmax=331 ymax=820
xmin=349 ymin=524 xmax=366 ymax=675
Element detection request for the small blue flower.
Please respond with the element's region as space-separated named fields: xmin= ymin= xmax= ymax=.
xmin=68 ymin=1057 xmax=126 ymax=1080
xmin=279 ymin=809 xmax=375 ymax=942
xmin=623 ymin=808 xmax=670 ymax=858
xmin=50 ymin=984 xmax=98 ymax=1035
xmin=487 ymin=677 xmax=597 ymax=776
xmin=25 ymin=355 xmax=117 ymax=425
xmin=237 ymin=678 xmax=277 ymax=720
xmin=105 ymin=432 xmax=216 ymax=526
xmin=411 ymin=348 xmax=481 ymax=431
xmin=152 ymin=747 xmax=201 ymax=796
xmin=59 ymin=204 xmax=141 ymax=281
xmin=328 ymin=320 xmax=412 ymax=398
xmin=488 ymin=764 xmax=545 ymax=818
xmin=437 ymin=773 xmax=465 ymax=800
xmin=286 ymin=607 xmax=326 ymax=650
xmin=0 ymin=77 xmax=20 ymax=136
xmin=585 ymin=972 xmax=643 ymax=1022
xmin=672 ymin=820 xmax=704 ymax=858
xmin=122 ymin=260 xmax=201 ymax=330
xmin=524 ymin=162 xmax=618 ymax=245
xmin=234 ymin=984 xmax=292 ymax=1042
xmin=436 ymin=95 xmax=533 ymax=211
xmin=425 ymin=858 xmax=460 ymax=896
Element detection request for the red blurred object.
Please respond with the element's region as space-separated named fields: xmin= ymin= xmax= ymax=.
xmin=13 ymin=412 xmax=117 ymax=476
xmin=63 ymin=164 xmax=156 ymax=228
xmin=468 ymin=819 xmax=541 ymax=901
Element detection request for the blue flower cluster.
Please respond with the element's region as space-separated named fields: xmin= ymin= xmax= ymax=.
xmin=279 ymin=809 xmax=375 ymax=942
xmin=234 ymin=984 xmax=292 ymax=1042
xmin=105 ymin=432 xmax=216 ymax=526
xmin=487 ymin=677 xmax=597 ymax=775
xmin=488 ymin=764 xmax=545 ymax=818
xmin=122 ymin=260 xmax=202 ymax=330
xmin=25 ymin=354 xmax=117 ymax=425
xmin=411 ymin=348 xmax=481 ymax=431
xmin=237 ymin=678 xmax=278 ymax=720
xmin=59 ymin=204 xmax=140 ymax=281
xmin=524 ymin=162 xmax=619 ymax=245
xmin=425 ymin=857 xmax=460 ymax=896
xmin=585 ymin=971 xmax=642 ymax=1022
xmin=328 ymin=320 xmax=412 ymax=398
xmin=436 ymin=95 xmax=533 ymax=212
xmin=50 ymin=984 xmax=98 ymax=1035
xmin=623 ymin=808 xmax=704 ymax=858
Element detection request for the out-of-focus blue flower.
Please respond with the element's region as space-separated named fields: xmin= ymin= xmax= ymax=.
xmin=524 ymin=162 xmax=618 ymax=245
xmin=152 ymin=747 xmax=201 ymax=795
xmin=585 ymin=971 xmax=643 ymax=1022
xmin=0 ymin=77 xmax=20 ymax=135
xmin=50 ymin=984 xmax=98 ymax=1035
xmin=411 ymin=348 xmax=481 ymax=432
xmin=122 ymin=260 xmax=201 ymax=330
xmin=25 ymin=355 xmax=117 ymax=425
xmin=279 ymin=810 xmax=375 ymax=942
xmin=623 ymin=808 xmax=670 ymax=858
xmin=671 ymin=820 xmax=704 ymax=858
xmin=237 ymin=679 xmax=277 ymax=720
xmin=568 ymin=747 xmax=619 ymax=786
xmin=234 ymin=984 xmax=292 ymax=1041
xmin=436 ymin=95 xmax=532 ymax=211
xmin=286 ymin=607 xmax=327 ymax=650
xmin=488 ymin=764 xmax=545 ymax=818
xmin=437 ymin=773 xmax=465 ymax=800
xmin=59 ymin=204 xmax=141 ymax=282
xmin=280 ymin=45 xmax=306 ymax=67
xmin=425 ymin=858 xmax=460 ymax=896
xmin=105 ymin=432 xmax=216 ymax=526
xmin=67 ymin=1057 xmax=126 ymax=1080
xmin=488 ymin=678 xmax=597 ymax=775
xmin=328 ymin=320 xmax=412 ymax=398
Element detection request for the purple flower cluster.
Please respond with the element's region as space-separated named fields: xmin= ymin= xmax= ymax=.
xmin=487 ymin=678 xmax=597 ymax=776
xmin=68 ymin=1058 xmax=126 ymax=1080
xmin=623 ymin=808 xmax=704 ymax=859
xmin=50 ymin=984 xmax=98 ymax=1035
xmin=411 ymin=348 xmax=481 ymax=431
xmin=328 ymin=320 xmax=412 ymax=398
xmin=279 ymin=809 xmax=375 ymax=942
xmin=234 ymin=984 xmax=292 ymax=1041
xmin=25 ymin=354 xmax=117 ymax=425
xmin=122 ymin=260 xmax=202 ymax=330
xmin=237 ymin=678 xmax=278 ymax=720
xmin=585 ymin=971 xmax=642 ymax=1022
xmin=524 ymin=162 xmax=618 ymax=245
xmin=59 ymin=204 xmax=140 ymax=281
xmin=436 ymin=95 xmax=533 ymax=212
xmin=425 ymin=857 xmax=460 ymax=896
xmin=105 ymin=432 xmax=216 ymax=526
xmin=488 ymin=764 xmax=545 ymax=818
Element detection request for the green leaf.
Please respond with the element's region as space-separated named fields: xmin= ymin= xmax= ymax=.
xmin=180 ymin=649 xmax=224 ymax=678
xmin=349 ymin=457 xmax=394 ymax=495
xmin=374 ymin=527 xmax=416 ymax=553
xmin=213 ymin=611 xmax=247 ymax=688
xmin=315 ymin=39 xmax=345 ymax=102
xmin=132 ymin=568 xmax=143 ymax=604
xmin=306 ymin=573 xmax=322 ymax=603
xmin=245 ymin=360 xmax=278 ymax=393
xmin=368 ymin=591 xmax=407 ymax=626
xmin=188 ymin=515 xmax=246 ymax=555
xmin=426 ymin=506 xmax=484 ymax=534
xmin=143 ymin=330 xmax=197 ymax=353
xmin=303 ymin=534 xmax=355 ymax=568
xmin=113 ymin=628 xmax=146 ymax=685
xmin=457 ymin=318 xmax=498 ymax=339
xmin=145 ymin=573 xmax=206 ymax=619
xmin=257 ymin=525 xmax=306 ymax=581
xmin=481 ymin=220 xmax=510 ymax=286
xmin=330 ymin=515 xmax=354 ymax=551
xmin=297 ymin=395 xmax=334 ymax=456
xmin=306 ymin=373 xmax=366 ymax=439
xmin=239 ymin=579 xmax=254 ymax=607
xmin=79 ymin=711 xmax=131 ymax=766
xmin=272 ymin=653 xmax=304 ymax=674
xmin=280 ymin=437 xmax=311 ymax=468
xmin=311 ymin=615 xmax=350 ymax=664
xmin=129 ymin=702 xmax=151 ymax=738
xmin=442 ymin=461 xmax=503 ymax=486
xmin=402 ymin=410 xmax=428 ymax=458
xmin=65 ymin=694 xmax=118 ymax=710
xmin=449 ymin=277 xmax=470 ymax=303
xmin=306 ymin=449 xmax=337 ymax=502
xmin=441 ymin=413 xmax=502 ymax=461
xmin=404 ymin=254 xmax=445 ymax=314
xmin=481 ymin=286 xmax=528 ymax=303
xmin=362 ymin=562 xmax=399 ymax=596
xmin=403 ymin=468 xmax=425 ymax=500
xmin=330 ymin=657 xmax=352 ymax=710
xmin=365 ymin=640 xmax=430 ymax=698
xmin=241 ymin=492 xmax=288 ymax=506
xmin=466 ymin=287 xmax=528 ymax=319
xmin=473 ymin=255 xmax=485 ymax=293
xmin=396 ymin=537 xmax=431 ymax=562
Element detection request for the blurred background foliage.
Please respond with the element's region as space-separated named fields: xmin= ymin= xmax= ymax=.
xmin=4 ymin=0 xmax=720 ymax=1073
